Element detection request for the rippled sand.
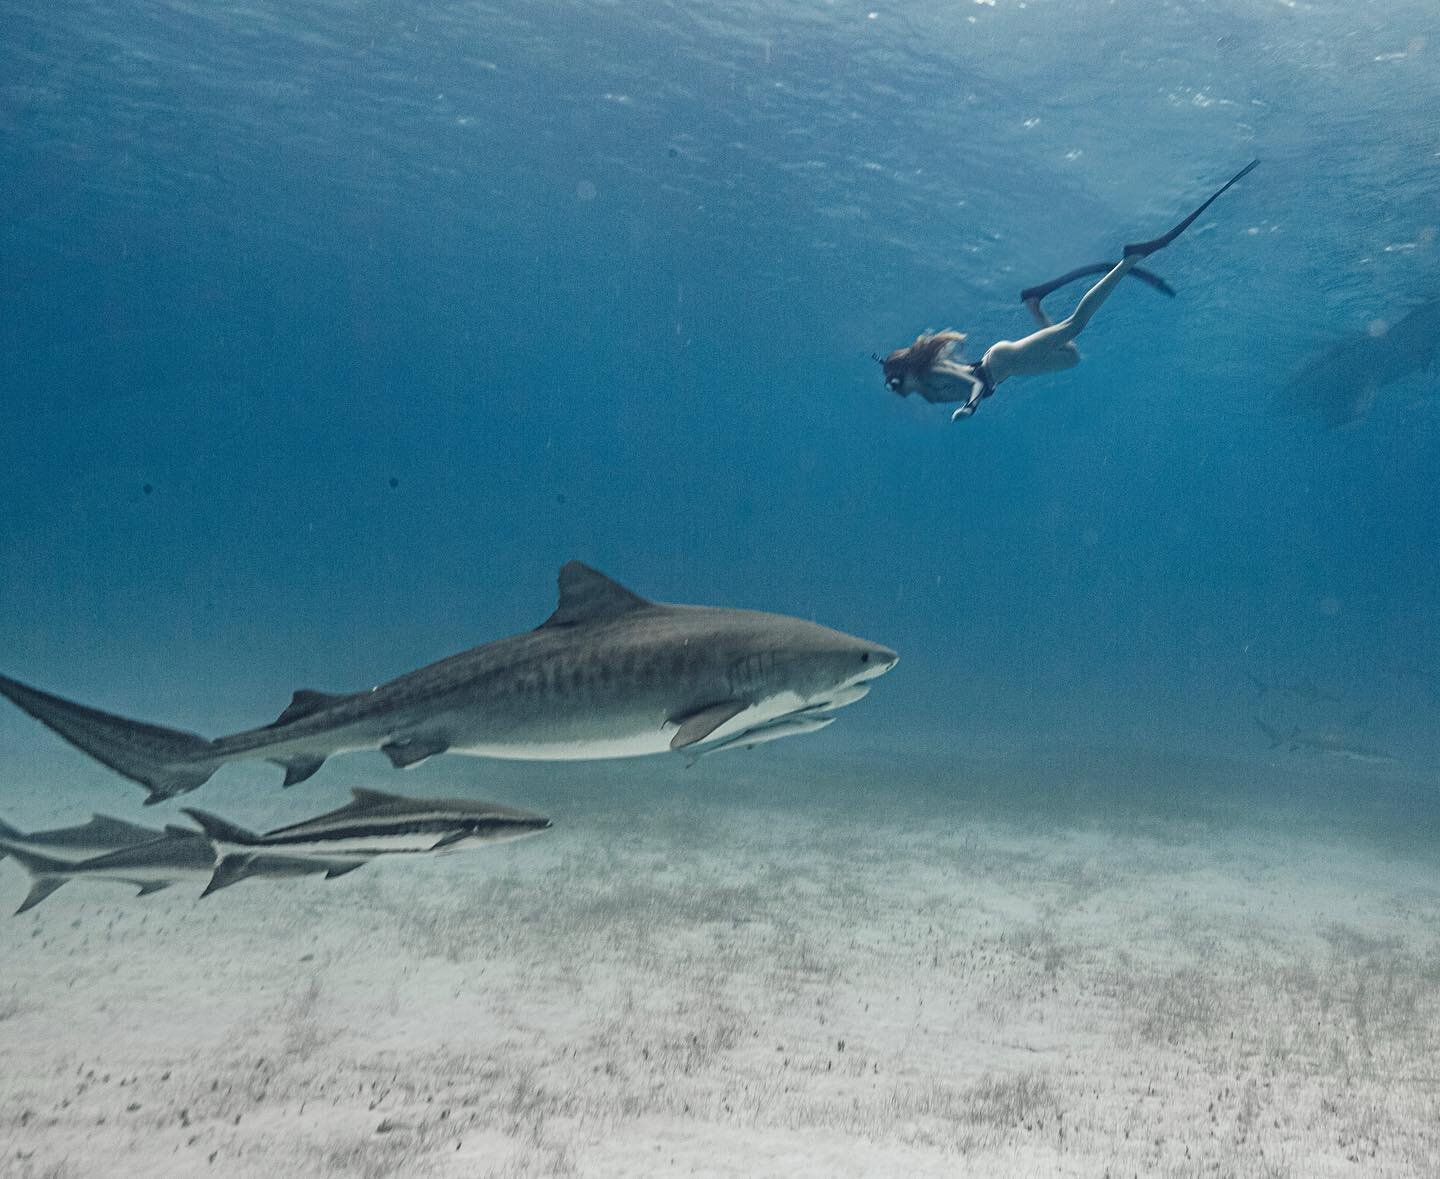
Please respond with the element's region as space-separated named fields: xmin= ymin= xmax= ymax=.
xmin=2 ymin=748 xmax=1437 ymax=1177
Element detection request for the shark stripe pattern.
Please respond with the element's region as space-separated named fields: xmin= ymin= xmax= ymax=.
xmin=0 ymin=562 xmax=897 ymax=804
xmin=0 ymin=790 xmax=553 ymax=912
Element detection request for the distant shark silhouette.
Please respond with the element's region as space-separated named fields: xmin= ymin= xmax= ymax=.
xmin=1277 ymin=297 xmax=1440 ymax=427
xmin=1253 ymin=718 xmax=1397 ymax=766
xmin=0 ymin=562 xmax=897 ymax=804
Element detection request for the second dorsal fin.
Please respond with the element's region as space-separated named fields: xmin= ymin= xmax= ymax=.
xmin=537 ymin=561 xmax=652 ymax=629
xmin=272 ymin=689 xmax=347 ymax=727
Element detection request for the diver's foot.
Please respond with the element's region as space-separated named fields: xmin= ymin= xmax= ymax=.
xmin=951 ymin=403 xmax=977 ymax=422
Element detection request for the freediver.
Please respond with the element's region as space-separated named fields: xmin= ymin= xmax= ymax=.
xmin=880 ymin=160 xmax=1259 ymax=420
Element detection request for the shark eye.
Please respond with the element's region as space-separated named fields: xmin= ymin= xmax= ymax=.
xmin=860 ymin=653 xmax=870 ymax=664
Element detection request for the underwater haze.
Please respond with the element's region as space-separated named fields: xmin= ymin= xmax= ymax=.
xmin=2 ymin=1 xmax=1440 ymax=1176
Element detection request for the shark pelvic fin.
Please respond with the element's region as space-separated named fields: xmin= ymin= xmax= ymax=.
xmin=538 ymin=562 xmax=653 ymax=629
xmin=270 ymin=755 xmax=327 ymax=787
xmin=381 ymin=736 xmax=449 ymax=769
xmin=135 ymin=880 xmax=172 ymax=897
xmin=271 ymin=690 xmax=348 ymax=727
xmin=669 ymin=700 xmax=748 ymax=750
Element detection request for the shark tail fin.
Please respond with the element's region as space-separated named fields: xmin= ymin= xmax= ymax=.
xmin=17 ymin=877 xmax=67 ymax=914
xmin=1253 ymin=717 xmax=1283 ymax=749
xmin=0 ymin=841 xmax=73 ymax=914
xmin=180 ymin=809 xmax=260 ymax=847
xmin=0 ymin=674 xmax=222 ymax=804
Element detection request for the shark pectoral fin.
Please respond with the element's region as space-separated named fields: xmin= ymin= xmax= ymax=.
xmin=269 ymin=755 xmax=327 ymax=788
xmin=16 ymin=877 xmax=66 ymax=915
xmin=134 ymin=880 xmax=172 ymax=897
xmin=430 ymin=830 xmax=470 ymax=852
xmin=271 ymin=689 xmax=348 ymax=727
xmin=669 ymin=701 xmax=748 ymax=751
xmin=202 ymin=853 xmax=255 ymax=898
xmin=381 ymin=736 xmax=450 ymax=770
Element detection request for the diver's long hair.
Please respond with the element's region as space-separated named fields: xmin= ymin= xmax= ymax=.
xmin=880 ymin=330 xmax=968 ymax=388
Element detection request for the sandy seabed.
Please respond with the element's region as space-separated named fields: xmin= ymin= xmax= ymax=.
xmin=1 ymin=747 xmax=1438 ymax=1178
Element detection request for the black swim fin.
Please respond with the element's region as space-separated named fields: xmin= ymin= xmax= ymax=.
xmin=1020 ymin=262 xmax=1175 ymax=305
xmin=1123 ymin=159 xmax=1259 ymax=258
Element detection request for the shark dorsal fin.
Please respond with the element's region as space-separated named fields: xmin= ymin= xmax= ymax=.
xmin=539 ymin=562 xmax=652 ymax=629
xmin=273 ymin=689 xmax=347 ymax=727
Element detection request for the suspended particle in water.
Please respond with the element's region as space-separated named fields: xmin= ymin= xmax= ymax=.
xmin=388 ymin=477 xmax=400 ymax=489
xmin=556 ymin=492 xmax=567 ymax=505
xmin=1366 ymin=319 xmax=1389 ymax=338
xmin=1318 ymin=595 xmax=1342 ymax=618
xmin=667 ymin=147 xmax=678 ymax=158
xmin=576 ymin=180 xmax=597 ymax=202
xmin=142 ymin=483 xmax=153 ymax=495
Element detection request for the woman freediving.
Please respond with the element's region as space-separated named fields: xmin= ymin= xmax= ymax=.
xmin=880 ymin=160 xmax=1259 ymax=420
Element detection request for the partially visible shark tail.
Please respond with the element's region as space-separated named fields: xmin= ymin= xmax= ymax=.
xmin=1253 ymin=717 xmax=1283 ymax=749
xmin=0 ymin=840 xmax=72 ymax=914
xmin=0 ymin=674 xmax=222 ymax=804
xmin=0 ymin=817 xmax=20 ymax=860
xmin=180 ymin=809 xmax=259 ymax=847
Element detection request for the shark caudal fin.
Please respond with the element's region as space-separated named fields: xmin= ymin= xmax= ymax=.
xmin=0 ymin=674 xmax=222 ymax=804
xmin=0 ymin=841 xmax=72 ymax=914
xmin=1253 ymin=717 xmax=1284 ymax=749
xmin=179 ymin=809 xmax=260 ymax=847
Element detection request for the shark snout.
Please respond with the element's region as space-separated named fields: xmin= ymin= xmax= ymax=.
xmin=859 ymin=644 xmax=899 ymax=679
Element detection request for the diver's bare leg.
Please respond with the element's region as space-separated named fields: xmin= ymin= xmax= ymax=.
xmin=1024 ymin=296 xmax=1052 ymax=329
xmin=1054 ymin=256 xmax=1139 ymax=340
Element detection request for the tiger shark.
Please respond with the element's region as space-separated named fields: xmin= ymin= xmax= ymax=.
xmin=0 ymin=561 xmax=897 ymax=804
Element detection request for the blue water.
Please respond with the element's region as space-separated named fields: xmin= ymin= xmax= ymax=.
xmin=1 ymin=4 xmax=1437 ymax=812
xmin=6 ymin=7 xmax=1440 ymax=1176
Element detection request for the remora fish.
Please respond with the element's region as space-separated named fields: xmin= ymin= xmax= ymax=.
xmin=181 ymin=788 xmax=552 ymax=896
xmin=0 ymin=814 xmax=163 ymax=864
xmin=0 ymin=827 xmax=216 ymax=914
xmin=0 ymin=562 xmax=898 ymax=804
xmin=1253 ymin=718 xmax=1398 ymax=765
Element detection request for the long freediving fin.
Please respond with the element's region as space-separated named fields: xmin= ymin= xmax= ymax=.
xmin=1123 ymin=159 xmax=1259 ymax=258
xmin=1020 ymin=262 xmax=1175 ymax=305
